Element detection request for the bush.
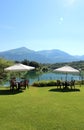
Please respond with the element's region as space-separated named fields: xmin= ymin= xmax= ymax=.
xmin=47 ymin=81 xmax=56 ymax=86
xmin=32 ymin=80 xmax=56 ymax=87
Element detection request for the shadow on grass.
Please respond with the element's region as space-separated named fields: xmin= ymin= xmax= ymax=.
xmin=0 ymin=89 xmax=23 ymax=95
xmin=49 ymin=87 xmax=80 ymax=93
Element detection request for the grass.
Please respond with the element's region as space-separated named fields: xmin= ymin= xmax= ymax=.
xmin=0 ymin=85 xmax=84 ymax=130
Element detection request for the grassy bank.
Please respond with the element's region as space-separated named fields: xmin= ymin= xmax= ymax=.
xmin=0 ymin=85 xmax=84 ymax=130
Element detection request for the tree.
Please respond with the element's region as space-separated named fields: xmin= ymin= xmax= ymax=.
xmin=29 ymin=61 xmax=40 ymax=69
xmin=21 ymin=59 xmax=30 ymax=65
xmin=0 ymin=58 xmax=14 ymax=80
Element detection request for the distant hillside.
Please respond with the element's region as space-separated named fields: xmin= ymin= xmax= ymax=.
xmin=37 ymin=49 xmax=78 ymax=63
xmin=0 ymin=47 xmax=51 ymax=63
xmin=0 ymin=47 xmax=83 ymax=63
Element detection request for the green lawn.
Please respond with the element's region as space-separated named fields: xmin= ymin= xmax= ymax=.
xmin=0 ymin=85 xmax=84 ymax=130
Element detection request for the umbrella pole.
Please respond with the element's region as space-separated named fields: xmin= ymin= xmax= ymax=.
xmin=65 ymin=73 xmax=67 ymax=81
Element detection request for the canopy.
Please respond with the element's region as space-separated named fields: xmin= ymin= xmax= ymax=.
xmin=54 ymin=65 xmax=79 ymax=80
xmin=4 ymin=63 xmax=35 ymax=72
xmin=54 ymin=65 xmax=79 ymax=73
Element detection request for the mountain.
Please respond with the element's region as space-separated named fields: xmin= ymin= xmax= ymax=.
xmin=0 ymin=47 xmax=51 ymax=63
xmin=37 ymin=49 xmax=77 ymax=63
xmin=0 ymin=47 xmax=83 ymax=63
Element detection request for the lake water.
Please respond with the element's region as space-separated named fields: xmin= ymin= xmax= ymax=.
xmin=2 ymin=72 xmax=80 ymax=86
xmin=27 ymin=72 xmax=80 ymax=85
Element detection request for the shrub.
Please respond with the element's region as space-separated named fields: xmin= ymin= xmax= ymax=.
xmin=32 ymin=80 xmax=56 ymax=87
xmin=47 ymin=80 xmax=56 ymax=86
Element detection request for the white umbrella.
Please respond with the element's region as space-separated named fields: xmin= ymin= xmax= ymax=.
xmin=4 ymin=63 xmax=35 ymax=89
xmin=4 ymin=63 xmax=35 ymax=72
xmin=54 ymin=65 xmax=79 ymax=80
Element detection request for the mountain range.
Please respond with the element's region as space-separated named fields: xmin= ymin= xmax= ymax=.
xmin=0 ymin=47 xmax=84 ymax=63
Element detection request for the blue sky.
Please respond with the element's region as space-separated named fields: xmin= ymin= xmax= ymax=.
xmin=0 ymin=0 xmax=84 ymax=55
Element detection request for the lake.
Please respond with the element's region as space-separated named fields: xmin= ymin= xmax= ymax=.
xmin=27 ymin=72 xmax=80 ymax=85
xmin=2 ymin=72 xmax=80 ymax=87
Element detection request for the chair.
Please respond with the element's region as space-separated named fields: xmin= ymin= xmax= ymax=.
xmin=10 ymin=79 xmax=17 ymax=90
xmin=24 ymin=79 xmax=29 ymax=88
xmin=56 ymin=80 xmax=62 ymax=89
xmin=70 ymin=80 xmax=75 ymax=89
xmin=20 ymin=79 xmax=29 ymax=89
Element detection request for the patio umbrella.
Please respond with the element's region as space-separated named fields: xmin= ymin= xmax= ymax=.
xmin=4 ymin=63 xmax=35 ymax=72
xmin=4 ymin=63 xmax=35 ymax=80
xmin=4 ymin=63 xmax=35 ymax=89
xmin=54 ymin=65 xmax=79 ymax=80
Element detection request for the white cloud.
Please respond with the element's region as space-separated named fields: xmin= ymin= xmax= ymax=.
xmin=59 ymin=17 xmax=64 ymax=24
xmin=60 ymin=17 xmax=64 ymax=21
xmin=64 ymin=0 xmax=76 ymax=6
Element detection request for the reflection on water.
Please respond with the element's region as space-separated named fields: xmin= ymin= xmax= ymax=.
xmin=26 ymin=72 xmax=80 ymax=85
xmin=1 ymin=72 xmax=80 ymax=86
